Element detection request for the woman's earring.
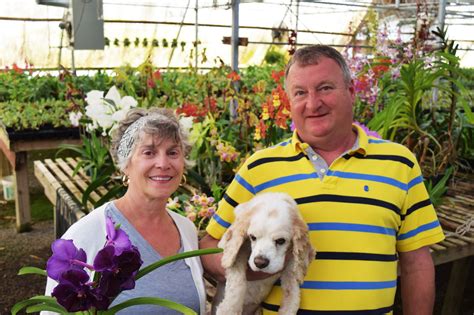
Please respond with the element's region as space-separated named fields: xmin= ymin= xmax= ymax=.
xmin=180 ymin=174 xmax=187 ymax=186
xmin=122 ymin=175 xmax=130 ymax=187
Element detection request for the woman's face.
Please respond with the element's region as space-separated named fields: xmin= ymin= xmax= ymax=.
xmin=125 ymin=132 xmax=185 ymax=203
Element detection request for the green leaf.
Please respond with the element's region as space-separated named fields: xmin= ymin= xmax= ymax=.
xmin=25 ymin=303 xmax=68 ymax=314
xmin=11 ymin=296 xmax=66 ymax=315
xmin=135 ymin=248 xmax=222 ymax=280
xmin=430 ymin=167 xmax=454 ymax=204
xmin=18 ymin=266 xmax=47 ymax=276
xmin=103 ymin=297 xmax=196 ymax=315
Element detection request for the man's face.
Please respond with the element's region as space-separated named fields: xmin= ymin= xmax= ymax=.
xmin=286 ymin=57 xmax=355 ymax=147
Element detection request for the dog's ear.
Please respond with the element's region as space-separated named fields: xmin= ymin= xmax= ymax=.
xmin=219 ymin=201 xmax=254 ymax=269
xmin=288 ymin=202 xmax=315 ymax=284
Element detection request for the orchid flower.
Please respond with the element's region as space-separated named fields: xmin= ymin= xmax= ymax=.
xmin=46 ymin=239 xmax=91 ymax=281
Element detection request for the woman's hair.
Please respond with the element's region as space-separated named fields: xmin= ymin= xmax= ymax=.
xmin=111 ymin=107 xmax=192 ymax=172
xmin=284 ymin=44 xmax=352 ymax=87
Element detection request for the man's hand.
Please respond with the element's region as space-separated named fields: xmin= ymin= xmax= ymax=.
xmin=199 ymin=234 xmax=226 ymax=282
xmin=399 ymin=246 xmax=435 ymax=315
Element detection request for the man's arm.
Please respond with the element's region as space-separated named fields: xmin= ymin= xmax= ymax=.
xmin=399 ymin=246 xmax=435 ymax=315
xmin=199 ymin=234 xmax=226 ymax=282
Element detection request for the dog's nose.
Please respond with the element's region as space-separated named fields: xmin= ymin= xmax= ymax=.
xmin=254 ymin=256 xmax=269 ymax=269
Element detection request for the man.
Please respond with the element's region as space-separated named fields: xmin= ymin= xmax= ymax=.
xmin=200 ymin=45 xmax=445 ymax=314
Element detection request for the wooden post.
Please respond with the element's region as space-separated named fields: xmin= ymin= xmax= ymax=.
xmin=441 ymin=256 xmax=473 ymax=315
xmin=14 ymin=151 xmax=31 ymax=232
xmin=0 ymin=150 xmax=12 ymax=178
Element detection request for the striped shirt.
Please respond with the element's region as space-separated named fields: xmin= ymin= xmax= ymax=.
xmin=206 ymin=124 xmax=445 ymax=314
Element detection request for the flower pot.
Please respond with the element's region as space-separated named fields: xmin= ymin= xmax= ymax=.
xmin=1 ymin=175 xmax=15 ymax=201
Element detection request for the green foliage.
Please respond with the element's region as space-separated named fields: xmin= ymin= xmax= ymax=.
xmin=365 ymin=29 xmax=473 ymax=176
xmin=424 ymin=166 xmax=454 ymax=206
xmin=56 ymin=132 xmax=124 ymax=212
xmin=0 ymin=99 xmax=76 ymax=130
xmin=264 ymin=47 xmax=287 ymax=66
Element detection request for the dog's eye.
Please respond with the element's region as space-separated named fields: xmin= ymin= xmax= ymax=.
xmin=249 ymin=234 xmax=256 ymax=241
xmin=275 ymin=238 xmax=286 ymax=245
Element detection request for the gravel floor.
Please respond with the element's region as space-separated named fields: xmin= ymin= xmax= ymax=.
xmin=0 ymin=217 xmax=54 ymax=314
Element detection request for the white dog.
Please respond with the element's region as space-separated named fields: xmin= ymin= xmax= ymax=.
xmin=215 ymin=192 xmax=315 ymax=315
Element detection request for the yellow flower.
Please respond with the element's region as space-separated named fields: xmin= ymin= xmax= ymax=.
xmin=272 ymin=94 xmax=281 ymax=108
xmin=254 ymin=126 xmax=261 ymax=141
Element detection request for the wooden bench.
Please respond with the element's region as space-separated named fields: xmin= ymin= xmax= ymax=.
xmin=34 ymin=157 xmax=111 ymax=238
xmin=34 ymin=158 xmax=474 ymax=313
xmin=429 ymin=173 xmax=474 ymax=314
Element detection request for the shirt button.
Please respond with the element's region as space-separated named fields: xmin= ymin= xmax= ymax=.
xmin=320 ymin=169 xmax=326 ymax=173
xmin=311 ymin=155 xmax=318 ymax=161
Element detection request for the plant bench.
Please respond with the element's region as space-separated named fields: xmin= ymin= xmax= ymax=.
xmin=33 ymin=157 xmax=109 ymax=238
xmin=0 ymin=125 xmax=80 ymax=232
xmin=429 ymin=173 xmax=474 ymax=314
xmin=34 ymin=158 xmax=474 ymax=313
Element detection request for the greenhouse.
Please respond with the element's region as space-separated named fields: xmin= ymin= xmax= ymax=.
xmin=0 ymin=0 xmax=473 ymax=314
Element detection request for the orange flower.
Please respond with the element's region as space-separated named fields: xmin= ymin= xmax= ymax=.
xmin=176 ymin=102 xmax=208 ymax=121
xmin=271 ymin=70 xmax=285 ymax=83
xmin=227 ymin=71 xmax=241 ymax=82
xmin=153 ymin=69 xmax=162 ymax=80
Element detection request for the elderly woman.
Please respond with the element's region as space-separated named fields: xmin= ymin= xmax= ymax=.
xmin=45 ymin=108 xmax=206 ymax=314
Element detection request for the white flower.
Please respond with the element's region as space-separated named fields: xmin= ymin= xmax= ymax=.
xmin=68 ymin=111 xmax=83 ymax=127
xmin=179 ymin=116 xmax=194 ymax=134
xmin=84 ymin=86 xmax=138 ymax=134
xmin=179 ymin=116 xmax=195 ymax=145
xmin=85 ymin=90 xmax=104 ymax=105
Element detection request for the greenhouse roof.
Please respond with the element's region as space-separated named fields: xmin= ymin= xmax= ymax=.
xmin=1 ymin=0 xmax=473 ymax=70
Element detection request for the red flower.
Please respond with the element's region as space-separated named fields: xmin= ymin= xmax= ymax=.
xmin=227 ymin=71 xmax=240 ymax=82
xmin=12 ymin=63 xmax=22 ymax=74
xmin=146 ymin=77 xmax=156 ymax=89
xmin=153 ymin=70 xmax=161 ymax=80
xmin=176 ymin=102 xmax=208 ymax=122
xmin=203 ymin=96 xmax=217 ymax=112
xmin=271 ymin=70 xmax=285 ymax=84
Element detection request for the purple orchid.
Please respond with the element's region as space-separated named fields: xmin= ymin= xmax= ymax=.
xmin=105 ymin=216 xmax=132 ymax=255
xmin=46 ymin=216 xmax=142 ymax=311
xmin=94 ymin=246 xmax=142 ymax=297
xmin=46 ymin=239 xmax=91 ymax=281
xmin=353 ymin=121 xmax=382 ymax=139
xmin=52 ymin=269 xmax=109 ymax=312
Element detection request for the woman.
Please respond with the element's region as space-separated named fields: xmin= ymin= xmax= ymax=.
xmin=45 ymin=108 xmax=206 ymax=314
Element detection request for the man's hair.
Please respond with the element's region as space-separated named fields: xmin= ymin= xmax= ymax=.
xmin=284 ymin=45 xmax=352 ymax=86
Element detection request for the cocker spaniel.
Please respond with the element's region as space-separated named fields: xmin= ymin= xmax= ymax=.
xmin=215 ymin=192 xmax=315 ymax=315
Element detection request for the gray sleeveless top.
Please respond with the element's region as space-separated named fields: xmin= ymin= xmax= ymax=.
xmin=106 ymin=203 xmax=200 ymax=314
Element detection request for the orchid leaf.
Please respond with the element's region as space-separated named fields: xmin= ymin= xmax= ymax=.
xmin=18 ymin=266 xmax=47 ymax=276
xmin=11 ymin=296 xmax=66 ymax=315
xmin=135 ymin=248 xmax=222 ymax=280
xmin=103 ymin=297 xmax=196 ymax=315
xmin=25 ymin=303 xmax=69 ymax=314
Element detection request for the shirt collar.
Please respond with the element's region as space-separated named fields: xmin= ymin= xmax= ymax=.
xmin=290 ymin=123 xmax=368 ymax=156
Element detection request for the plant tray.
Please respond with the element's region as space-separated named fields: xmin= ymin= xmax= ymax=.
xmin=5 ymin=126 xmax=80 ymax=142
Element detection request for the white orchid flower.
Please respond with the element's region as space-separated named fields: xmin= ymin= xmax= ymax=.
xmin=68 ymin=111 xmax=83 ymax=127
xmin=84 ymin=86 xmax=138 ymax=134
xmin=85 ymin=90 xmax=104 ymax=105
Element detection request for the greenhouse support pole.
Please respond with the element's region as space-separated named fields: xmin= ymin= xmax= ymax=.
xmin=231 ymin=0 xmax=239 ymax=72
xmin=230 ymin=0 xmax=239 ymax=120
xmin=438 ymin=0 xmax=446 ymax=30
xmin=295 ymin=0 xmax=300 ymax=45
xmin=71 ymin=48 xmax=76 ymax=75
xmin=432 ymin=0 xmax=446 ymax=109
xmin=195 ymin=0 xmax=198 ymax=70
